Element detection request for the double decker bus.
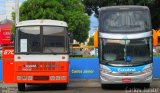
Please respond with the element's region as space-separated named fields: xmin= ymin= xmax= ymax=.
xmin=98 ymin=6 xmax=152 ymax=88
xmin=15 ymin=20 xmax=69 ymax=91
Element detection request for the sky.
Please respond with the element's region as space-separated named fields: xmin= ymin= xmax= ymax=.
xmin=0 ymin=0 xmax=6 ymax=15
xmin=89 ymin=13 xmax=98 ymax=35
xmin=0 ymin=0 xmax=25 ymax=15
xmin=0 ymin=0 xmax=98 ymax=35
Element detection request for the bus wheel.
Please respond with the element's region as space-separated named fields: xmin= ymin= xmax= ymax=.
xmin=52 ymin=83 xmax=67 ymax=90
xmin=18 ymin=83 xmax=25 ymax=91
xmin=101 ymin=84 xmax=112 ymax=89
xmin=101 ymin=84 xmax=106 ymax=89
xmin=144 ymin=83 xmax=150 ymax=88
xmin=60 ymin=83 xmax=67 ymax=90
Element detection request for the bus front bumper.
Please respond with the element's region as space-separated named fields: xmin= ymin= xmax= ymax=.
xmin=100 ymin=72 xmax=152 ymax=84
xmin=15 ymin=72 xmax=69 ymax=84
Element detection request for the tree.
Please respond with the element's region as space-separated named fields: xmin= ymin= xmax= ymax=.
xmin=87 ymin=36 xmax=94 ymax=46
xmin=82 ymin=0 xmax=160 ymax=29
xmin=16 ymin=0 xmax=89 ymax=43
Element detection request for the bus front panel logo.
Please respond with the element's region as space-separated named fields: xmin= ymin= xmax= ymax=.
xmin=117 ymin=68 xmax=136 ymax=72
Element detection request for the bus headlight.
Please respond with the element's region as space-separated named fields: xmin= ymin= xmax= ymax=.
xmin=28 ymin=76 xmax=32 ymax=80
xmin=50 ymin=76 xmax=55 ymax=80
xmin=142 ymin=66 xmax=152 ymax=73
xmin=22 ymin=76 xmax=27 ymax=80
xmin=56 ymin=76 xmax=60 ymax=80
xmin=17 ymin=76 xmax=21 ymax=80
xmin=100 ymin=67 xmax=112 ymax=74
xmin=61 ymin=76 xmax=66 ymax=80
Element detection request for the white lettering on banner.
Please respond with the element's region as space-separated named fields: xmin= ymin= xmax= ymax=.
xmin=3 ymin=32 xmax=11 ymax=35
xmin=72 ymin=70 xmax=94 ymax=74
xmin=3 ymin=50 xmax=14 ymax=55
xmin=117 ymin=68 xmax=136 ymax=72
xmin=3 ymin=36 xmax=10 ymax=38
xmin=24 ymin=65 xmax=37 ymax=68
xmin=83 ymin=70 xmax=94 ymax=73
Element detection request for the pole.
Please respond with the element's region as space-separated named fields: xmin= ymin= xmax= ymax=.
xmin=15 ymin=0 xmax=19 ymax=24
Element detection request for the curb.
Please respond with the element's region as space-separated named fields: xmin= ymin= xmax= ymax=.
xmin=69 ymin=79 xmax=100 ymax=87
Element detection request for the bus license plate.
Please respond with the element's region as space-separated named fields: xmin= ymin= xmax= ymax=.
xmin=122 ymin=78 xmax=131 ymax=83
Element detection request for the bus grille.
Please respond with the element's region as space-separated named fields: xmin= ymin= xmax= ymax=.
xmin=33 ymin=76 xmax=49 ymax=80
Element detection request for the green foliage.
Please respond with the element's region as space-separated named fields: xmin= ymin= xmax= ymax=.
xmin=11 ymin=24 xmax=16 ymax=41
xmin=11 ymin=12 xmax=15 ymax=38
xmin=11 ymin=12 xmax=15 ymax=21
xmin=13 ymin=0 xmax=89 ymax=43
xmin=11 ymin=24 xmax=16 ymax=34
xmin=82 ymin=0 xmax=160 ymax=29
xmin=87 ymin=36 xmax=94 ymax=46
xmin=153 ymin=53 xmax=160 ymax=56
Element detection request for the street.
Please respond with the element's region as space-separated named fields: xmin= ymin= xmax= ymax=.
xmin=0 ymin=79 xmax=160 ymax=93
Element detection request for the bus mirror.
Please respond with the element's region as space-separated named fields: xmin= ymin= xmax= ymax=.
xmin=68 ymin=33 xmax=71 ymax=36
xmin=94 ymin=31 xmax=98 ymax=48
xmin=153 ymin=30 xmax=158 ymax=46
xmin=68 ymin=33 xmax=73 ymax=43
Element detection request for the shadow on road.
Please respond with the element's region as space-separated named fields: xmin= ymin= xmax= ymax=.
xmin=25 ymin=84 xmax=67 ymax=91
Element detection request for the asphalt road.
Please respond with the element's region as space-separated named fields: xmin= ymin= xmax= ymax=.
xmin=0 ymin=79 xmax=160 ymax=93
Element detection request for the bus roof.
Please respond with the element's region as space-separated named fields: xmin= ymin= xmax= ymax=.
xmin=16 ymin=20 xmax=68 ymax=27
xmin=99 ymin=5 xmax=149 ymax=12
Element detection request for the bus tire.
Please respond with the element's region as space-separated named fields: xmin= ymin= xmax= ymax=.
xmin=101 ymin=84 xmax=106 ymax=89
xmin=61 ymin=83 xmax=67 ymax=90
xmin=144 ymin=83 xmax=150 ymax=88
xmin=18 ymin=83 xmax=25 ymax=91
xmin=101 ymin=84 xmax=113 ymax=89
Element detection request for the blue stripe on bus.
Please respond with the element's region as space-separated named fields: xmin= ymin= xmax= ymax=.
xmin=105 ymin=65 xmax=146 ymax=73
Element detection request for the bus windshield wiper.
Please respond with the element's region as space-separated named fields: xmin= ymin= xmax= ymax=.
xmin=47 ymin=48 xmax=56 ymax=55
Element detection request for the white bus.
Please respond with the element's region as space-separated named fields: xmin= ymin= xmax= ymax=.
xmin=98 ymin=6 xmax=152 ymax=88
xmin=14 ymin=20 xmax=70 ymax=91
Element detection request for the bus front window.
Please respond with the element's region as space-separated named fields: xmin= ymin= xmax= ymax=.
xmin=100 ymin=10 xmax=151 ymax=32
xmin=16 ymin=26 xmax=68 ymax=54
xmin=43 ymin=26 xmax=67 ymax=53
xmin=101 ymin=38 xmax=152 ymax=66
xmin=16 ymin=26 xmax=41 ymax=53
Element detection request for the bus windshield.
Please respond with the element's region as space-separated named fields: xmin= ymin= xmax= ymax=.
xmin=15 ymin=26 xmax=68 ymax=54
xmin=100 ymin=10 xmax=151 ymax=33
xmin=101 ymin=38 xmax=152 ymax=66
